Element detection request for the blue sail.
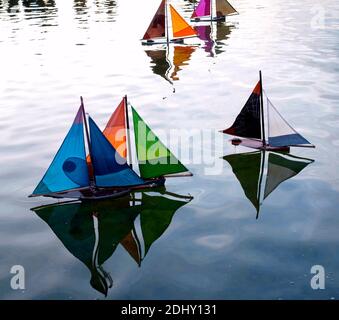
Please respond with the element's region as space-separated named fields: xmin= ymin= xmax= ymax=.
xmin=32 ymin=106 xmax=90 ymax=195
xmin=88 ymin=116 xmax=145 ymax=187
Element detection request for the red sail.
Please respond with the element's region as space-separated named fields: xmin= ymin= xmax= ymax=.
xmin=223 ymin=81 xmax=262 ymax=139
xmin=143 ymin=0 xmax=166 ymax=40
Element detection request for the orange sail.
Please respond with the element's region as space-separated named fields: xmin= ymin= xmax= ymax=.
xmin=86 ymin=97 xmax=127 ymax=177
xmin=103 ymin=97 xmax=127 ymax=158
xmin=121 ymin=231 xmax=141 ymax=266
xmin=170 ymin=5 xmax=197 ymax=39
xmin=143 ymin=0 xmax=166 ymax=40
xmin=170 ymin=46 xmax=196 ymax=81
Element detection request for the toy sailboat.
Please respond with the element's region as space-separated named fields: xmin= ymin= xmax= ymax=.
xmin=32 ymin=188 xmax=192 ymax=296
xmin=223 ymin=150 xmax=314 ymax=219
xmin=29 ymin=96 xmax=192 ymax=201
xmin=222 ymin=71 xmax=315 ymax=152
xmin=191 ymin=0 xmax=238 ymax=22
xmin=142 ymin=0 xmax=197 ymax=45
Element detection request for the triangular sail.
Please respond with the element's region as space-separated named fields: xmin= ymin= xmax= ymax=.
xmin=120 ymin=231 xmax=141 ymax=265
xmin=170 ymin=45 xmax=196 ymax=81
xmin=132 ymin=106 xmax=190 ymax=179
xmin=216 ymin=0 xmax=238 ymax=17
xmin=88 ymin=117 xmax=145 ymax=187
xmin=140 ymin=192 xmax=190 ymax=256
xmin=170 ymin=5 xmax=197 ymax=39
xmin=267 ymin=98 xmax=312 ymax=147
xmin=222 ymin=81 xmax=262 ymax=139
xmin=191 ymin=0 xmax=211 ymax=18
xmin=142 ymin=0 xmax=166 ymax=40
xmin=32 ymin=106 xmax=90 ymax=195
xmin=145 ymin=49 xmax=172 ymax=84
xmin=264 ymin=153 xmax=314 ymax=199
xmin=223 ymin=151 xmax=262 ymax=212
xmin=103 ymin=97 xmax=127 ymax=158
xmin=32 ymin=196 xmax=141 ymax=296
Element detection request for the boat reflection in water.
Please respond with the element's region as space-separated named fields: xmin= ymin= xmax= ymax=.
xmin=31 ymin=188 xmax=192 ymax=296
xmin=223 ymin=151 xmax=314 ymax=219
xmin=194 ymin=21 xmax=233 ymax=56
xmin=144 ymin=21 xmax=234 ymax=83
xmin=145 ymin=45 xmax=196 ymax=84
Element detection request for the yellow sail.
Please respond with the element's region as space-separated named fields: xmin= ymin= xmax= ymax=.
xmin=215 ymin=0 xmax=238 ymax=17
xmin=170 ymin=5 xmax=197 ymax=39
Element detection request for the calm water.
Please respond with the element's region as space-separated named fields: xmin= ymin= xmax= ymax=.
xmin=1 ymin=0 xmax=339 ymax=299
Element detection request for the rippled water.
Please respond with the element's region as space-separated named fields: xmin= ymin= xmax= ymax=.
xmin=0 ymin=0 xmax=339 ymax=299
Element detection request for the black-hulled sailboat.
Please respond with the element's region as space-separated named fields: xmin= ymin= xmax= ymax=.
xmin=222 ymin=71 xmax=315 ymax=152
xmin=223 ymin=150 xmax=314 ymax=218
xmin=31 ymin=189 xmax=192 ymax=296
xmin=29 ymin=96 xmax=192 ymax=201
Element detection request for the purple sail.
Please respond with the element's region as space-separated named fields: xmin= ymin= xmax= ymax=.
xmin=191 ymin=0 xmax=211 ymax=18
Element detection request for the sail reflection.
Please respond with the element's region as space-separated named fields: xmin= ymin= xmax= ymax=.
xmin=145 ymin=45 xmax=196 ymax=83
xmin=195 ymin=21 xmax=233 ymax=56
xmin=223 ymin=151 xmax=314 ymax=219
xmin=32 ymin=188 xmax=192 ymax=296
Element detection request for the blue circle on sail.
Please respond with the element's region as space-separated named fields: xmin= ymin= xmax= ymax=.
xmin=62 ymin=157 xmax=89 ymax=187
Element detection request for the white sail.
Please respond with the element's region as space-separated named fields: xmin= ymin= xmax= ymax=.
xmin=267 ymin=98 xmax=312 ymax=147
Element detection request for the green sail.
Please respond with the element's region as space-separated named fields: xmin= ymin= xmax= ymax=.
xmin=264 ymin=152 xmax=314 ymax=200
xmin=140 ymin=193 xmax=189 ymax=256
xmin=132 ymin=106 xmax=189 ymax=179
xmin=32 ymin=196 xmax=141 ymax=296
xmin=223 ymin=151 xmax=262 ymax=212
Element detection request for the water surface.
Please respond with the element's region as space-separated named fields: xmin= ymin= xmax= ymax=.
xmin=0 ymin=0 xmax=339 ymax=299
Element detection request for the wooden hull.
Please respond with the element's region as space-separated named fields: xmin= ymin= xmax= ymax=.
xmin=30 ymin=177 xmax=166 ymax=201
xmin=231 ymin=138 xmax=290 ymax=152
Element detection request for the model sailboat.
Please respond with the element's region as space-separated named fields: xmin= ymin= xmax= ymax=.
xmin=191 ymin=0 xmax=238 ymax=22
xmin=29 ymin=96 xmax=192 ymax=201
xmin=142 ymin=0 xmax=197 ymax=45
xmin=223 ymin=151 xmax=314 ymax=219
xmin=32 ymin=189 xmax=192 ymax=296
xmin=222 ymin=71 xmax=315 ymax=151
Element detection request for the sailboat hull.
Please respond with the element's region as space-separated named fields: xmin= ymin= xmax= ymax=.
xmin=231 ymin=138 xmax=290 ymax=152
xmin=141 ymin=38 xmax=184 ymax=45
xmin=29 ymin=178 xmax=166 ymax=201
xmin=191 ymin=16 xmax=225 ymax=22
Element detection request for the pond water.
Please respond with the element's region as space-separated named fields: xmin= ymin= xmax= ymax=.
xmin=0 ymin=0 xmax=339 ymax=299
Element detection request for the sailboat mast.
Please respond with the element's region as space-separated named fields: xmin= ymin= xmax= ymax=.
xmin=210 ymin=0 xmax=213 ymax=20
xmin=256 ymin=150 xmax=266 ymax=219
xmin=165 ymin=0 xmax=170 ymax=45
xmin=259 ymin=71 xmax=266 ymax=146
xmin=81 ymin=96 xmax=97 ymax=186
xmin=124 ymin=95 xmax=133 ymax=169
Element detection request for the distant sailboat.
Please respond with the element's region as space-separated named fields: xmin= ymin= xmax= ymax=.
xmin=32 ymin=189 xmax=193 ymax=296
xmin=191 ymin=0 xmax=238 ymax=22
xmin=142 ymin=0 xmax=197 ymax=45
xmin=29 ymin=96 xmax=192 ymax=201
xmin=223 ymin=151 xmax=314 ymax=218
xmin=222 ymin=71 xmax=315 ymax=151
